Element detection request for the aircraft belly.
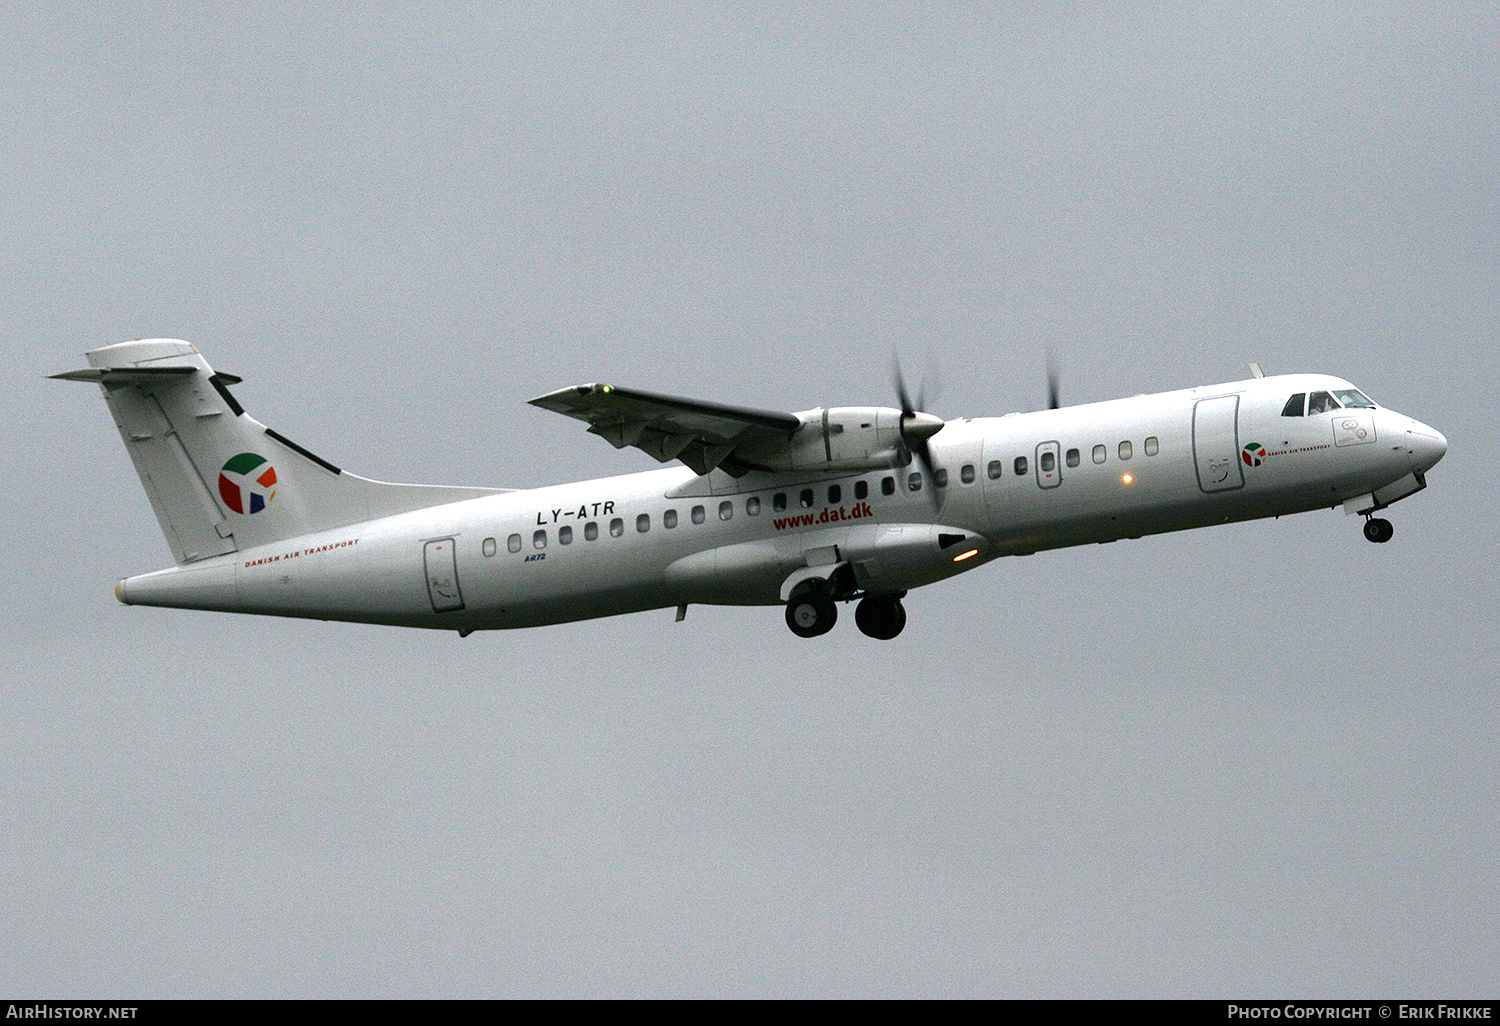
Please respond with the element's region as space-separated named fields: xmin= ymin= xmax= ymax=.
xmin=459 ymin=538 xmax=677 ymax=628
xmin=663 ymin=522 xmax=991 ymax=605
xmin=664 ymin=540 xmax=797 ymax=606
xmin=482 ymin=586 xmax=674 ymax=629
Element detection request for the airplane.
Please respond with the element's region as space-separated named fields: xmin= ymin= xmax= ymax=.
xmin=53 ymin=338 xmax=1447 ymax=640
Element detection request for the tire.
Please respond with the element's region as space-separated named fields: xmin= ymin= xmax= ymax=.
xmin=854 ymin=595 xmax=907 ymax=640
xmin=1363 ymin=517 xmax=1394 ymax=543
xmin=786 ymin=595 xmax=837 ymax=637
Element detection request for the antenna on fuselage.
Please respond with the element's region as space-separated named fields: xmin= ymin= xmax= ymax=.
xmin=1249 ymin=362 xmax=1266 ymax=379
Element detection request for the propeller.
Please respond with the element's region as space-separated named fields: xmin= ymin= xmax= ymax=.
xmin=891 ymin=359 xmax=945 ymax=492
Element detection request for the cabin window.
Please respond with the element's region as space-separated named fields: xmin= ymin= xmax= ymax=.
xmin=1093 ymin=444 xmax=1107 ymax=464
xmin=908 ymin=472 xmax=922 ymax=492
xmin=855 ymin=479 xmax=869 ymax=500
xmin=719 ymin=500 xmax=733 ymax=521
xmin=800 ymin=489 xmax=814 ymax=508
xmin=1040 ymin=451 xmax=1056 ymax=473
xmin=1014 ymin=456 xmax=1028 ymax=476
xmin=746 ymin=496 xmax=760 ymax=516
xmin=882 ymin=476 xmax=896 ymax=495
xmin=934 ymin=468 xmax=948 ymax=488
xmin=961 ymin=464 xmax=975 ymax=484
xmin=1307 ymin=391 xmax=1338 ymax=415
xmin=609 ymin=518 xmax=624 ymax=538
xmin=828 ymin=484 xmax=841 ymax=504
xmin=987 ymin=460 xmax=1003 ymax=480
xmin=664 ymin=509 xmax=678 ymax=529
xmin=1119 ymin=440 xmax=1133 ymax=460
xmin=508 ymin=534 xmax=522 ymax=553
xmin=559 ymin=525 xmax=573 ymax=544
xmin=1144 ymin=436 xmax=1159 ymax=456
xmin=691 ymin=505 xmax=706 ymax=525
xmin=482 ymin=537 xmax=496 ymax=557
xmin=1281 ymin=393 xmax=1305 ymax=417
xmin=772 ymin=493 xmax=787 ymax=512
xmin=1065 ymin=448 xmax=1080 ymax=468
xmin=636 ymin=513 xmax=650 ymax=533
xmin=584 ymin=522 xmax=598 ymax=541
xmin=533 ymin=529 xmax=547 ymax=549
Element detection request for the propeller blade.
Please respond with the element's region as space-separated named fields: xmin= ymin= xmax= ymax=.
xmin=912 ymin=435 xmax=939 ymax=487
xmin=892 ymin=357 xmax=915 ymax=417
xmin=1047 ymin=352 xmax=1061 ymax=410
xmin=891 ymin=355 xmax=945 ymax=504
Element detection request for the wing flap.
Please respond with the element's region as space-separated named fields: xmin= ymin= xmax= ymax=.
xmin=530 ymin=383 xmax=800 ymax=474
xmin=50 ymin=366 xmax=197 ymax=384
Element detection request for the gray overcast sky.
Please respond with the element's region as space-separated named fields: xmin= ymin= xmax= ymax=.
xmin=3 ymin=1 xmax=1496 ymax=997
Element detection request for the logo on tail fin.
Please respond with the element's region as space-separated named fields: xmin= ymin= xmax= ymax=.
xmin=219 ymin=453 xmax=278 ymax=514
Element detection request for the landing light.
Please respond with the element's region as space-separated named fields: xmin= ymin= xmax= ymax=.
xmin=1121 ymin=473 xmax=1134 ymax=485
xmin=953 ymin=548 xmax=979 ymax=562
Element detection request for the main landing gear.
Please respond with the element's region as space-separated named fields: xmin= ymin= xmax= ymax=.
xmin=854 ymin=594 xmax=907 ymax=640
xmin=785 ymin=592 xmax=838 ymax=637
xmin=1363 ymin=516 xmax=1394 ymax=543
xmin=784 ymin=587 xmax=907 ymax=640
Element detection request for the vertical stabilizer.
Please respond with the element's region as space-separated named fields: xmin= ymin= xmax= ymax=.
xmin=54 ymin=339 xmax=502 ymax=564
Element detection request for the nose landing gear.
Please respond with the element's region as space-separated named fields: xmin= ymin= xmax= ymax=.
xmin=1363 ymin=516 xmax=1394 ymax=543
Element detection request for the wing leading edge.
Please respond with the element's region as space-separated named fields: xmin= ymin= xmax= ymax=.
xmin=529 ymin=383 xmax=801 ymax=476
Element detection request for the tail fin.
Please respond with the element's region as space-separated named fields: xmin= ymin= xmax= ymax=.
xmin=54 ymin=339 xmax=502 ymax=564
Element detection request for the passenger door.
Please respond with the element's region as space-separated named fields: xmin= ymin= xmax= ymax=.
xmin=1192 ymin=395 xmax=1244 ymax=493
xmin=423 ymin=538 xmax=465 ymax=612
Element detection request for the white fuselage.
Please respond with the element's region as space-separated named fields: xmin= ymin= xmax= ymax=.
xmin=116 ymin=372 xmax=1446 ymax=633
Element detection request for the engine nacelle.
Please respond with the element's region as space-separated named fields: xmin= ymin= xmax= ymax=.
xmin=735 ymin=407 xmax=908 ymax=473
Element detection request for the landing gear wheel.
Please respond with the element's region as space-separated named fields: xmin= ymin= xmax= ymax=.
xmin=1363 ymin=517 xmax=1394 ymax=543
xmin=786 ymin=595 xmax=838 ymax=637
xmin=855 ymin=595 xmax=907 ymax=640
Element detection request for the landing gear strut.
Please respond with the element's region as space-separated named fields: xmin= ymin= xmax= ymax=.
xmin=854 ymin=595 xmax=907 ymax=640
xmin=1363 ymin=517 xmax=1394 ymax=543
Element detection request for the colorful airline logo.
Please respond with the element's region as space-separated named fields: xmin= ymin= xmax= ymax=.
xmin=1242 ymin=442 xmax=1266 ymax=467
xmin=218 ymin=453 xmax=278 ymax=514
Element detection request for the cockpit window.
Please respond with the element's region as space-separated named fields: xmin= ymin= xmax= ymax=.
xmin=1306 ymin=391 xmax=1340 ymax=415
xmin=1332 ymin=388 xmax=1376 ymax=409
xmin=1281 ymin=393 xmax=1305 ymax=417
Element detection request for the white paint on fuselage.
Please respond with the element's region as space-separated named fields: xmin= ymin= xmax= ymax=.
xmin=117 ymin=373 xmax=1443 ymax=632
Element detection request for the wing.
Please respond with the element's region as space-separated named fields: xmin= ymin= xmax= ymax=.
xmin=529 ymin=383 xmax=801 ymax=476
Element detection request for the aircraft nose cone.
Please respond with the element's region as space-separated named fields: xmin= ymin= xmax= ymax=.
xmin=1407 ymin=424 xmax=1448 ymax=474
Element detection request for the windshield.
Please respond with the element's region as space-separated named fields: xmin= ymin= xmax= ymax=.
xmin=1332 ymin=388 xmax=1376 ymax=409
